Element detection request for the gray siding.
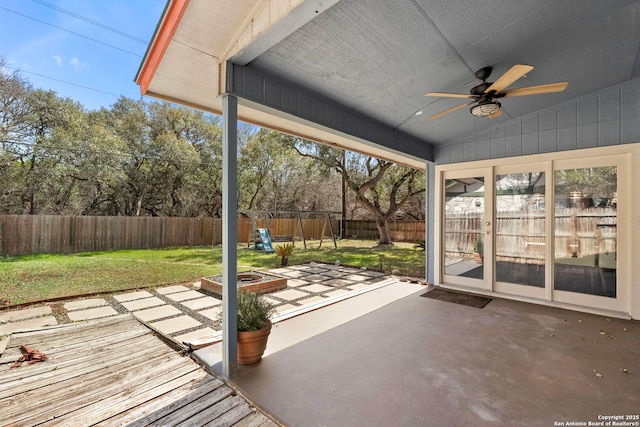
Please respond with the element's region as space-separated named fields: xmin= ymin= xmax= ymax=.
xmin=227 ymin=62 xmax=434 ymax=161
xmin=435 ymin=79 xmax=640 ymax=164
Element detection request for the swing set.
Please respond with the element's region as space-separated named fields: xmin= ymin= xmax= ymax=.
xmin=240 ymin=210 xmax=339 ymax=251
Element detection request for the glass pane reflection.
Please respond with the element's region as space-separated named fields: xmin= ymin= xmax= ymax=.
xmin=495 ymin=172 xmax=545 ymax=287
xmin=554 ymin=167 xmax=617 ymax=298
xmin=444 ymin=177 xmax=484 ymax=279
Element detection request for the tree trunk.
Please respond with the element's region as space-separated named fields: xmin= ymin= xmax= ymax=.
xmin=135 ymin=197 xmax=142 ymax=216
xmin=375 ymin=215 xmax=392 ymax=245
xmin=28 ymin=191 xmax=37 ymax=214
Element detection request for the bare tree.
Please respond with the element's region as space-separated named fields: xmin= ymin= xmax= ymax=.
xmin=289 ymin=140 xmax=424 ymax=245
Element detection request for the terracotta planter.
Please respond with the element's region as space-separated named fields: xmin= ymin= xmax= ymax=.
xmin=473 ymin=252 xmax=484 ymax=264
xmin=237 ymin=321 xmax=272 ymax=365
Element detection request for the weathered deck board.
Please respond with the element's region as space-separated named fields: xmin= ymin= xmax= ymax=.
xmin=106 ymin=375 xmax=224 ymax=426
xmin=204 ymin=401 xmax=253 ymax=427
xmin=174 ymin=395 xmax=245 ymax=427
xmin=148 ymin=386 xmax=238 ymax=426
xmin=0 ymin=327 xmax=153 ymax=365
xmin=0 ymin=336 xmax=169 ymax=396
xmin=4 ymin=314 xmax=139 ymax=341
xmin=232 ymin=412 xmax=278 ymax=427
xmin=0 ymin=315 xmax=150 ymax=365
xmin=0 ymin=314 xmax=277 ymax=427
xmin=8 ymin=357 xmax=197 ymax=425
xmin=42 ymin=368 xmax=207 ymax=426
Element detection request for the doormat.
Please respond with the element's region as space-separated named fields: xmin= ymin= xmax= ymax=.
xmin=421 ymin=288 xmax=492 ymax=308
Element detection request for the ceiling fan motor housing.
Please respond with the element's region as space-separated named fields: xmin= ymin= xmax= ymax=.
xmin=470 ymin=99 xmax=501 ymax=117
xmin=471 ymin=82 xmax=492 ymax=95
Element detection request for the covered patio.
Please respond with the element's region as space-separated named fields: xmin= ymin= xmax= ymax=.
xmin=228 ymin=288 xmax=640 ymax=425
xmin=135 ymin=0 xmax=640 ymax=422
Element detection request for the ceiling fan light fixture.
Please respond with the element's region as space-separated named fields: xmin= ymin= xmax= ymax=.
xmin=470 ymin=101 xmax=501 ymax=117
xmin=426 ymin=64 xmax=568 ymax=120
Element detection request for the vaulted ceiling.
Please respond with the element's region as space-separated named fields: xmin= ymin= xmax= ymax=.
xmin=137 ymin=0 xmax=640 ymax=167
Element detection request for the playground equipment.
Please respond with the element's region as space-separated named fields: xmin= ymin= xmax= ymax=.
xmin=254 ymin=228 xmax=275 ymax=253
xmin=241 ymin=210 xmax=339 ymax=252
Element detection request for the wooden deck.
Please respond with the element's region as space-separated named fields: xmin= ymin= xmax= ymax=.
xmin=0 ymin=314 xmax=277 ymax=427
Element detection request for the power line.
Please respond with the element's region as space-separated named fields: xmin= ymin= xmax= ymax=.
xmin=0 ymin=6 xmax=142 ymax=57
xmin=4 ymin=65 xmax=122 ymax=98
xmin=31 ymin=0 xmax=149 ymax=44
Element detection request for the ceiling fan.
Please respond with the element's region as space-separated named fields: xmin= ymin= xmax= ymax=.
xmin=425 ymin=64 xmax=568 ymax=120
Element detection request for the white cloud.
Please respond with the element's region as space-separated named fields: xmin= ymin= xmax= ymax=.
xmin=69 ymin=57 xmax=87 ymax=71
xmin=53 ymin=55 xmax=63 ymax=68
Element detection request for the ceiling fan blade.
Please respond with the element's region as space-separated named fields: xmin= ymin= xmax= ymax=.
xmin=488 ymin=108 xmax=503 ymax=119
xmin=502 ymin=82 xmax=568 ymax=97
xmin=485 ymin=64 xmax=534 ymax=93
xmin=428 ymin=102 xmax=471 ymax=120
xmin=425 ymin=92 xmax=472 ymax=99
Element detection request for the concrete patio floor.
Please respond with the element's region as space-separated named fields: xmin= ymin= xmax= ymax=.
xmin=225 ymin=288 xmax=640 ymax=426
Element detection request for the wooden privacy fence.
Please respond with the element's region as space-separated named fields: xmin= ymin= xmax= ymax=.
xmin=444 ymin=207 xmax=617 ymax=263
xmin=0 ymin=215 xmax=343 ymax=256
xmin=344 ymin=220 xmax=425 ymax=241
xmin=0 ymin=215 xmax=220 ymax=256
xmin=2 ymin=212 xmax=617 ymax=258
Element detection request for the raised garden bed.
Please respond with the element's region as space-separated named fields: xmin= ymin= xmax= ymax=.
xmin=201 ymin=271 xmax=287 ymax=295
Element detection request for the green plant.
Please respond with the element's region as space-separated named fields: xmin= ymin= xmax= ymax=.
xmin=275 ymin=242 xmax=295 ymax=266
xmin=236 ymin=290 xmax=276 ymax=332
xmin=473 ymin=240 xmax=483 ymax=255
xmin=414 ymin=240 xmax=425 ymax=251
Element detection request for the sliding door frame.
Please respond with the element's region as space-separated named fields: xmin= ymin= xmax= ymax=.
xmin=434 ymin=145 xmax=635 ymax=317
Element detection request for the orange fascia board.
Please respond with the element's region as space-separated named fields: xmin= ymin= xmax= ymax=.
xmin=136 ymin=0 xmax=190 ymax=95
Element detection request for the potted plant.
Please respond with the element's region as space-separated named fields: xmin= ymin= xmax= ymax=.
xmin=235 ymin=290 xmax=276 ymax=364
xmin=472 ymin=240 xmax=483 ymax=264
xmin=275 ymin=242 xmax=294 ymax=266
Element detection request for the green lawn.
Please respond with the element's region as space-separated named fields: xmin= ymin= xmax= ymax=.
xmin=0 ymin=240 xmax=425 ymax=306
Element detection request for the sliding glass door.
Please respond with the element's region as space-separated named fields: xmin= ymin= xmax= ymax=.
xmin=442 ymin=168 xmax=492 ymax=291
xmin=438 ymin=153 xmax=627 ymax=313
xmin=493 ymin=163 xmax=548 ymax=299
xmin=552 ymin=156 xmax=625 ymax=311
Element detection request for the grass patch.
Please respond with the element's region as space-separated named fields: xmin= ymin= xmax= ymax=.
xmin=0 ymin=240 xmax=425 ymax=306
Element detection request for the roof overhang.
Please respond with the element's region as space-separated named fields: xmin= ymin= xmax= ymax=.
xmin=136 ymin=0 xmax=640 ymax=169
xmin=135 ymin=0 xmax=431 ymax=170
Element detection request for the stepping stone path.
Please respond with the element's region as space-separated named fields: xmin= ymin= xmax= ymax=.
xmin=1 ymin=263 xmax=398 ymax=352
xmin=64 ymin=298 xmax=118 ymax=321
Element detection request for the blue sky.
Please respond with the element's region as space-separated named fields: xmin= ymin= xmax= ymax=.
xmin=0 ymin=0 xmax=165 ymax=111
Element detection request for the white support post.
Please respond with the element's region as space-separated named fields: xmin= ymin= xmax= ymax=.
xmin=221 ymin=94 xmax=238 ymax=378
xmin=425 ymin=161 xmax=435 ymax=284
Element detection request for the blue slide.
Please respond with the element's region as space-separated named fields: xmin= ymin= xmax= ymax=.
xmin=255 ymin=228 xmax=275 ymax=253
